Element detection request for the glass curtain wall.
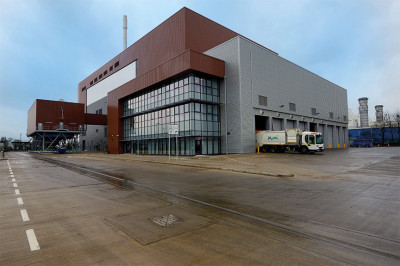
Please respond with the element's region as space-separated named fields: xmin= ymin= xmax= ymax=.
xmin=122 ymin=73 xmax=220 ymax=155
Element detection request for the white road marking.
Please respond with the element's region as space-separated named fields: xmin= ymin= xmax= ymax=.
xmin=15 ymin=189 xmax=20 ymax=195
xmin=10 ymin=172 xmax=14 ymax=175
xmin=17 ymin=197 xmax=24 ymax=205
xmin=20 ymin=209 xmax=30 ymax=221
xmin=13 ymin=183 xmax=18 ymax=187
xmin=10 ymin=175 xmax=14 ymax=177
xmin=12 ymin=178 xmax=16 ymax=182
xmin=26 ymin=229 xmax=40 ymax=251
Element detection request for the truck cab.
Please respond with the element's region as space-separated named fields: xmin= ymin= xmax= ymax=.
xmin=301 ymin=132 xmax=324 ymax=153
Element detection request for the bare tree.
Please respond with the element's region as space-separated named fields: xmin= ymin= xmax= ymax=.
xmin=392 ymin=111 xmax=400 ymax=145
xmin=374 ymin=113 xmax=390 ymax=145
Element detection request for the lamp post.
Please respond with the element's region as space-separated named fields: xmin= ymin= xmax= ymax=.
xmin=224 ymin=76 xmax=228 ymax=155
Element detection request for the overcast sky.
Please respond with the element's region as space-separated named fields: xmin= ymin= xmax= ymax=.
xmin=1 ymin=0 xmax=399 ymax=140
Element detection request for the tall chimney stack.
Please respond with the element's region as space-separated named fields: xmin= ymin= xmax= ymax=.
xmin=358 ymin=97 xmax=369 ymax=128
xmin=123 ymin=15 xmax=127 ymax=50
xmin=375 ymin=105 xmax=384 ymax=123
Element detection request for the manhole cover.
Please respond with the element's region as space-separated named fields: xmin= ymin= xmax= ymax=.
xmin=150 ymin=214 xmax=183 ymax=227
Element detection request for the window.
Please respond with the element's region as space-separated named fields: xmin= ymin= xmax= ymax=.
xmin=110 ymin=65 xmax=113 ymax=71
xmin=114 ymin=61 xmax=119 ymax=68
xmin=311 ymin=108 xmax=317 ymax=116
xmin=259 ymin=96 xmax=268 ymax=106
xmin=90 ymin=81 xmax=93 ymax=86
xmin=289 ymin=103 xmax=296 ymax=112
xmin=104 ymin=126 xmax=107 ymax=138
xmin=96 ymin=129 xmax=99 ymax=133
xmin=94 ymin=78 xmax=98 ymax=83
xmin=81 ymin=86 xmax=86 ymax=92
xmin=329 ymin=112 xmax=333 ymax=119
xmin=99 ymin=74 xmax=103 ymax=79
xmin=343 ymin=116 xmax=347 ymax=121
xmin=104 ymin=70 xmax=107 ymax=76
xmin=98 ymin=108 xmax=102 ymax=115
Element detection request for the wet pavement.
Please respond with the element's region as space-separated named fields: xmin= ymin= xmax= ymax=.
xmin=1 ymin=148 xmax=399 ymax=265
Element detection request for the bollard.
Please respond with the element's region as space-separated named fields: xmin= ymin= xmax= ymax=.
xmin=257 ymin=146 xmax=259 ymax=154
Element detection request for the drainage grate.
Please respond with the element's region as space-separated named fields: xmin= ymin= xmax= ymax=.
xmin=150 ymin=215 xmax=183 ymax=227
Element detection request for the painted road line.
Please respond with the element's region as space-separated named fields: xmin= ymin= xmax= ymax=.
xmin=13 ymin=183 xmax=18 ymax=187
xmin=10 ymin=175 xmax=14 ymax=178
xmin=20 ymin=209 xmax=30 ymax=221
xmin=15 ymin=189 xmax=20 ymax=195
xmin=17 ymin=197 xmax=24 ymax=205
xmin=12 ymin=178 xmax=16 ymax=182
xmin=26 ymin=229 xmax=40 ymax=251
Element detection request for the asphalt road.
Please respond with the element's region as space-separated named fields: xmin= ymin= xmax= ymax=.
xmin=1 ymin=148 xmax=399 ymax=265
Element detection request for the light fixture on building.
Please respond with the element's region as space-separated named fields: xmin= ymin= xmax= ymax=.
xmin=289 ymin=115 xmax=293 ymax=119
xmin=259 ymin=109 xmax=263 ymax=115
xmin=276 ymin=112 xmax=280 ymax=117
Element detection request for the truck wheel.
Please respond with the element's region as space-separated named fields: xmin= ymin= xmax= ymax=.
xmin=270 ymin=146 xmax=277 ymax=153
xmin=300 ymin=146 xmax=308 ymax=154
xmin=279 ymin=147 xmax=286 ymax=153
xmin=262 ymin=146 xmax=268 ymax=153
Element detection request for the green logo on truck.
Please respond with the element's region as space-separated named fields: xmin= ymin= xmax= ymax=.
xmin=268 ymin=136 xmax=278 ymax=140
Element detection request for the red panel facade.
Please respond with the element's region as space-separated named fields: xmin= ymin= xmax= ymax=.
xmin=27 ymin=100 xmax=85 ymax=136
xmin=76 ymin=7 xmax=277 ymax=154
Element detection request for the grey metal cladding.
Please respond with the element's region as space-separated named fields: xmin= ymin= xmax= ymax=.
xmin=86 ymin=96 xmax=108 ymax=115
xmin=206 ymin=38 xmax=242 ymax=153
xmin=240 ymin=37 xmax=348 ymax=120
xmin=82 ymin=96 xmax=108 ymax=151
xmin=206 ymin=36 xmax=348 ymax=153
xmin=238 ymin=39 xmax=256 ymax=153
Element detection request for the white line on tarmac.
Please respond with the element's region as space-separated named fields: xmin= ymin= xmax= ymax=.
xmin=17 ymin=197 xmax=24 ymax=205
xmin=26 ymin=229 xmax=40 ymax=251
xmin=13 ymin=183 xmax=18 ymax=187
xmin=10 ymin=175 xmax=14 ymax=178
xmin=15 ymin=189 xmax=20 ymax=195
xmin=20 ymin=209 xmax=30 ymax=221
xmin=12 ymin=178 xmax=16 ymax=182
xmin=10 ymin=172 xmax=13 ymax=175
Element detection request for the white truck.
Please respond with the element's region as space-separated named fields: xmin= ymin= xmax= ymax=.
xmin=256 ymin=128 xmax=324 ymax=154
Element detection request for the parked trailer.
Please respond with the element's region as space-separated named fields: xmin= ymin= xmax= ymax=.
xmin=256 ymin=128 xmax=324 ymax=154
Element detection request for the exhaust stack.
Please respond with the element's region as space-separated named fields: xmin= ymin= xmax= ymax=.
xmin=123 ymin=15 xmax=127 ymax=50
xmin=375 ymin=105 xmax=384 ymax=123
xmin=358 ymin=97 xmax=369 ymax=128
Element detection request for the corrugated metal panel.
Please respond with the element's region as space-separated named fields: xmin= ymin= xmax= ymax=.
xmin=206 ymin=38 xmax=242 ymax=154
xmin=207 ymin=36 xmax=348 ymax=151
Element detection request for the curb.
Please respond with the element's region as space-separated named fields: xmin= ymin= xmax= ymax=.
xmin=36 ymin=153 xmax=295 ymax=178
xmin=108 ymin=156 xmax=295 ymax=178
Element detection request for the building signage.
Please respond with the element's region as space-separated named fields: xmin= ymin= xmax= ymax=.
xmin=168 ymin=124 xmax=179 ymax=135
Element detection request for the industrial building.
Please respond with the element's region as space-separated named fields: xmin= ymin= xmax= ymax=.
xmin=30 ymin=7 xmax=349 ymax=155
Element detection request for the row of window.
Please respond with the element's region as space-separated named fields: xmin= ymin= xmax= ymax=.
xmin=123 ymin=74 xmax=219 ymax=116
xmin=258 ymin=95 xmax=347 ymax=121
xmin=123 ymin=136 xmax=220 ymax=155
xmin=123 ymin=102 xmax=220 ymax=140
xmin=82 ymin=61 xmax=120 ymax=91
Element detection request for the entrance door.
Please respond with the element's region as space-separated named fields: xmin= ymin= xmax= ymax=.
xmin=195 ymin=138 xmax=201 ymax=155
